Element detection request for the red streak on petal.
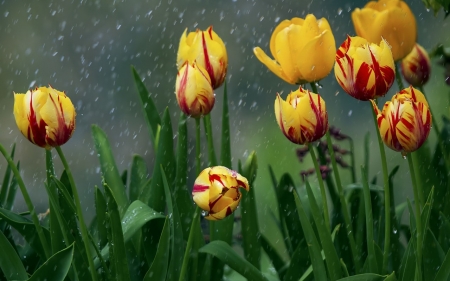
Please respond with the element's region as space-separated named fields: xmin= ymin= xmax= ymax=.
xmin=308 ymin=92 xmax=327 ymax=142
xmin=177 ymin=64 xmax=190 ymax=115
xmin=192 ymin=184 xmax=209 ymax=194
xmin=225 ymin=207 xmax=232 ymax=217
xmin=201 ymin=32 xmax=217 ymax=88
xmin=27 ymin=91 xmax=48 ymax=147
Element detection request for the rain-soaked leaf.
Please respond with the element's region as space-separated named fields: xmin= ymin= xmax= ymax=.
xmin=0 ymin=230 xmax=28 ymax=281
xmin=336 ymin=272 xmax=397 ymax=281
xmin=28 ymin=243 xmax=75 ymax=281
xmin=144 ymin=218 xmax=170 ymax=281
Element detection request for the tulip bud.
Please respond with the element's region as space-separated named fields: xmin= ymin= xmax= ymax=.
xmin=175 ymin=62 xmax=215 ymax=118
xmin=254 ymin=14 xmax=336 ymax=84
xmin=13 ymin=86 xmax=76 ymax=150
xmin=351 ymin=0 xmax=416 ymax=61
xmin=192 ymin=166 xmax=249 ymax=221
xmin=371 ymin=86 xmax=431 ymax=155
xmin=401 ymin=44 xmax=431 ymax=87
xmin=177 ymin=26 xmax=227 ymax=89
xmin=274 ymin=87 xmax=328 ymax=145
xmin=335 ymin=36 xmax=395 ymax=101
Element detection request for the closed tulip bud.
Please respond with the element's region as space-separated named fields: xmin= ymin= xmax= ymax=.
xmin=371 ymin=86 xmax=431 ymax=155
xmin=351 ymin=0 xmax=416 ymax=61
xmin=177 ymin=26 xmax=227 ymax=89
xmin=13 ymin=86 xmax=76 ymax=149
xmin=253 ymin=14 xmax=336 ymax=84
xmin=175 ymin=62 xmax=215 ymax=118
xmin=192 ymin=166 xmax=249 ymax=221
xmin=335 ymin=36 xmax=395 ymax=101
xmin=401 ymin=44 xmax=431 ymax=87
xmin=275 ymin=87 xmax=328 ymax=145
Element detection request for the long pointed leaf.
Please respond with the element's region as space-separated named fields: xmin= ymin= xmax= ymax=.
xmin=0 ymin=230 xmax=28 ymax=280
xmin=144 ymin=218 xmax=170 ymax=281
xmin=28 ymin=243 xmax=75 ymax=281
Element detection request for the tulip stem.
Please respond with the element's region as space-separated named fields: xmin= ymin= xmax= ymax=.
xmin=349 ymin=138 xmax=357 ymax=183
xmin=371 ymin=103 xmax=391 ymax=274
xmin=203 ymin=114 xmax=218 ymax=166
xmin=324 ymin=131 xmax=360 ymax=272
xmin=195 ymin=118 xmax=201 ymax=175
xmin=55 ymin=146 xmax=98 ymax=281
xmin=307 ymin=143 xmax=330 ymax=233
xmin=407 ymin=153 xmax=423 ymax=281
xmin=0 ymin=144 xmax=51 ymax=259
xmin=179 ymin=206 xmax=201 ymax=281
xmin=395 ymin=63 xmax=405 ymax=90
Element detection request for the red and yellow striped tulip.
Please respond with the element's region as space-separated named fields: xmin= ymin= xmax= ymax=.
xmin=401 ymin=44 xmax=431 ymax=87
xmin=177 ymin=26 xmax=227 ymax=89
xmin=351 ymin=0 xmax=416 ymax=61
xmin=253 ymin=14 xmax=336 ymax=84
xmin=334 ymin=36 xmax=395 ymax=101
xmin=13 ymin=86 xmax=76 ymax=149
xmin=175 ymin=62 xmax=215 ymax=118
xmin=371 ymin=86 xmax=431 ymax=154
xmin=275 ymin=87 xmax=328 ymax=145
xmin=192 ymin=166 xmax=249 ymax=221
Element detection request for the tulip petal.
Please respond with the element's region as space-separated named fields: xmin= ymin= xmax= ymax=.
xmin=253 ymin=47 xmax=294 ymax=84
xmin=270 ymin=19 xmax=296 ymax=61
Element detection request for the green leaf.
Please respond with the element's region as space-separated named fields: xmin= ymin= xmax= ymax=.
xmin=398 ymin=238 xmax=416 ymax=281
xmin=361 ymin=166 xmax=379 ymax=274
xmin=421 ymin=187 xmax=434 ymax=244
xmin=305 ymin=180 xmax=342 ymax=279
xmin=140 ymin=108 xmax=176 ymax=212
xmin=239 ymin=151 xmax=261 ymax=268
xmin=4 ymin=161 xmax=19 ymax=211
xmin=423 ymin=228 xmax=445 ymax=281
xmin=129 ymin=155 xmax=148 ymax=203
xmin=199 ymin=241 xmax=269 ymax=281
xmin=0 ymin=207 xmax=50 ymax=260
xmin=434 ymin=247 xmax=450 ymax=280
xmin=144 ymin=218 xmax=170 ymax=281
xmin=0 ymin=144 xmax=15 ymax=208
xmin=336 ymin=272 xmax=397 ymax=281
xmin=220 ymin=81 xmax=231 ymax=169
xmin=203 ymin=113 xmax=218 ymax=166
xmin=95 ymin=186 xmax=108 ymax=249
xmin=293 ymin=190 xmax=327 ymax=281
xmin=104 ymin=183 xmax=131 ymax=281
xmin=284 ymin=238 xmax=309 ymax=281
xmin=28 ymin=243 xmax=75 ymax=281
xmin=0 ymin=230 xmax=28 ymax=281
xmin=131 ymin=65 xmax=161 ymax=147
xmin=161 ymin=166 xmax=184 ymax=281
xmin=260 ymin=235 xmax=287 ymax=281
xmin=92 ymin=125 xmax=129 ymax=216
xmin=174 ymin=113 xmax=194 ymax=238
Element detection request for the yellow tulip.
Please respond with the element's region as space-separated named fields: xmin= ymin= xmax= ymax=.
xmin=177 ymin=26 xmax=227 ymax=89
xmin=371 ymin=86 xmax=431 ymax=155
xmin=352 ymin=0 xmax=417 ymax=61
xmin=253 ymin=14 xmax=336 ymax=84
xmin=401 ymin=44 xmax=431 ymax=87
xmin=334 ymin=36 xmax=395 ymax=101
xmin=175 ymin=62 xmax=215 ymax=118
xmin=13 ymin=86 xmax=76 ymax=149
xmin=275 ymin=87 xmax=328 ymax=145
xmin=192 ymin=166 xmax=249 ymax=221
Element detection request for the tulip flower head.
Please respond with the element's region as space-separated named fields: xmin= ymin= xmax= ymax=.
xmin=371 ymin=86 xmax=431 ymax=155
xmin=401 ymin=44 xmax=431 ymax=87
xmin=274 ymin=87 xmax=328 ymax=145
xmin=192 ymin=166 xmax=249 ymax=221
xmin=335 ymin=36 xmax=395 ymax=101
xmin=253 ymin=14 xmax=336 ymax=84
xmin=13 ymin=86 xmax=76 ymax=150
xmin=175 ymin=62 xmax=215 ymax=118
xmin=177 ymin=26 xmax=227 ymax=89
xmin=351 ymin=0 xmax=417 ymax=61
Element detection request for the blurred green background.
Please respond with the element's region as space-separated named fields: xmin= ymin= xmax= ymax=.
xmin=0 ymin=0 xmax=449 ymax=271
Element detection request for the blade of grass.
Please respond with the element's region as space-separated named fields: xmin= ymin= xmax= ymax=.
xmin=0 ymin=144 xmax=15 ymax=208
xmin=0 ymin=230 xmax=28 ymax=280
xmin=28 ymin=243 xmax=75 ymax=281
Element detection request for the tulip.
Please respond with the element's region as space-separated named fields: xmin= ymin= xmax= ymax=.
xmin=335 ymin=36 xmax=395 ymax=101
xmin=401 ymin=44 xmax=431 ymax=87
xmin=351 ymin=0 xmax=416 ymax=61
xmin=177 ymin=26 xmax=227 ymax=89
xmin=13 ymin=86 xmax=76 ymax=149
xmin=275 ymin=87 xmax=328 ymax=145
xmin=253 ymin=14 xmax=336 ymax=84
xmin=371 ymin=86 xmax=431 ymax=154
xmin=192 ymin=166 xmax=249 ymax=220
xmin=175 ymin=62 xmax=215 ymax=118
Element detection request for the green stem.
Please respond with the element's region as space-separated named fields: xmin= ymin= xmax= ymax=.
xmin=407 ymin=153 xmax=423 ymax=281
xmin=325 ymin=131 xmax=360 ymax=271
xmin=195 ymin=118 xmax=201 ymax=175
xmin=370 ymin=103 xmax=391 ymax=273
xmin=0 ymin=144 xmax=51 ymax=258
xmin=179 ymin=207 xmax=201 ymax=281
xmin=395 ymin=63 xmax=405 ymax=90
xmin=349 ymin=138 xmax=357 ymax=183
xmin=203 ymin=114 xmax=218 ymax=166
xmin=307 ymin=143 xmax=330 ymax=233
xmin=55 ymin=146 xmax=98 ymax=281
